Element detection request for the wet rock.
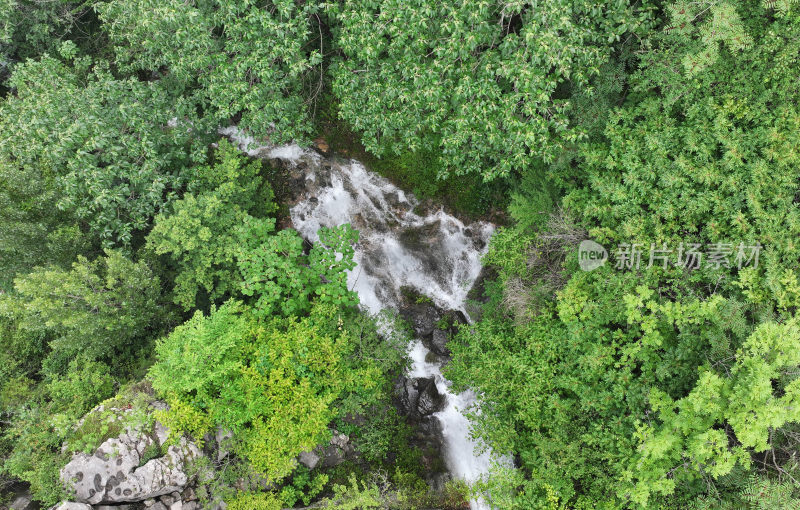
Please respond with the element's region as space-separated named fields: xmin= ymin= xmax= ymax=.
xmin=398 ymin=288 xmax=442 ymax=338
xmin=395 ymin=377 xmax=417 ymax=417
xmin=428 ymin=471 xmax=452 ymax=493
xmin=397 ymin=221 xmax=446 ymax=275
xmin=427 ymin=309 xmax=468 ymax=358
xmin=416 ymin=378 xmax=446 ymax=416
xmin=396 ymin=376 xmax=446 ymax=419
xmin=430 ymin=329 xmax=450 ymax=357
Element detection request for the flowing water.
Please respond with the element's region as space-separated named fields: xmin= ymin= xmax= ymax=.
xmin=221 ymin=127 xmax=503 ymax=508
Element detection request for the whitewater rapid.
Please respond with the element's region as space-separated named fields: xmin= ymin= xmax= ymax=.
xmin=221 ymin=127 xmax=503 ymax=509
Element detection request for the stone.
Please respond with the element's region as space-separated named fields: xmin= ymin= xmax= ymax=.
xmin=61 ymin=432 xmax=201 ymax=505
xmin=50 ymin=504 xmax=93 ymax=510
xmin=399 ymin=302 xmax=440 ymax=338
xmin=183 ymin=502 xmax=198 ymax=510
xmin=298 ymin=450 xmax=320 ymax=470
xmin=429 ymin=328 xmax=450 ymax=357
xmin=154 ymin=420 xmax=169 ymax=446
xmin=10 ymin=494 xmax=33 ymax=510
xmin=330 ymin=431 xmax=349 ymax=449
xmin=144 ymin=499 xmax=156 ymax=507
xmin=395 ymin=376 xmax=446 ymax=419
xmin=160 ymin=494 xmax=175 ymax=506
xmin=416 ymin=378 xmax=446 ymax=416
xmin=319 ymin=444 xmax=345 ymax=468
xmin=151 ymin=503 xmax=168 ymax=510
xmin=169 ymin=501 xmax=183 ymax=510
xmin=215 ymin=427 xmax=233 ymax=462
xmin=182 ymin=487 xmax=197 ymax=501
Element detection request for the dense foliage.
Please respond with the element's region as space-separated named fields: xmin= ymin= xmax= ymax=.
xmin=2 ymin=0 xmax=800 ymax=508
xmin=443 ymin=1 xmax=800 ymax=508
xmin=330 ymin=0 xmax=652 ymax=180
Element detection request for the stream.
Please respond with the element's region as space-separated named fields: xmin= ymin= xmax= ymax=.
xmin=221 ymin=127 xmax=503 ymax=509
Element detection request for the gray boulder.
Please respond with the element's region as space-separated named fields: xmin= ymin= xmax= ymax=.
xmin=297 ymin=429 xmax=353 ymax=471
xmin=61 ymin=430 xmax=201 ymax=505
xmin=10 ymin=494 xmax=33 ymax=510
xmin=298 ymin=450 xmax=321 ymax=470
xmin=49 ymin=504 xmax=93 ymax=510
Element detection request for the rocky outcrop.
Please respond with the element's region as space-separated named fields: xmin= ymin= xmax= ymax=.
xmin=400 ymin=301 xmax=440 ymax=338
xmin=51 ymin=486 xmax=203 ymax=510
xmin=59 ymin=400 xmax=203 ymax=508
xmin=61 ymin=431 xmax=200 ymax=505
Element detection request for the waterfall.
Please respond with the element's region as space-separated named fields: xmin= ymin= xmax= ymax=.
xmin=221 ymin=127 xmax=503 ymax=509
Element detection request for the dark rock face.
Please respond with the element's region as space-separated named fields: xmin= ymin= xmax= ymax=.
xmin=416 ymin=378 xmax=446 ymax=416
xmin=430 ymin=329 xmax=450 ymax=357
xmin=398 ymin=291 xmax=468 ymax=359
xmin=400 ymin=302 xmax=440 ymax=338
xmin=396 ymin=376 xmax=446 ymax=419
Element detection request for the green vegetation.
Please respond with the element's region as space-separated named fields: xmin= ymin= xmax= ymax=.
xmin=2 ymin=0 xmax=800 ymax=508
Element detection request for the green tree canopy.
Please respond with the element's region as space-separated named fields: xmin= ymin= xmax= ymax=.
xmin=0 ymin=250 xmax=165 ymax=378
xmin=150 ymin=301 xmax=401 ymax=483
xmin=0 ymin=52 xmax=208 ymax=248
xmin=147 ymin=139 xmax=276 ymax=310
xmin=98 ymin=0 xmax=324 ymax=144
xmin=330 ymin=0 xmax=651 ymax=180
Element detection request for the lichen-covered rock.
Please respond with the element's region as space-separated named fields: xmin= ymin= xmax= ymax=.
xmin=61 ymin=430 xmax=201 ymax=505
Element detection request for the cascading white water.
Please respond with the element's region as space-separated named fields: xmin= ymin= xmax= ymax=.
xmin=221 ymin=127 xmax=503 ymax=509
